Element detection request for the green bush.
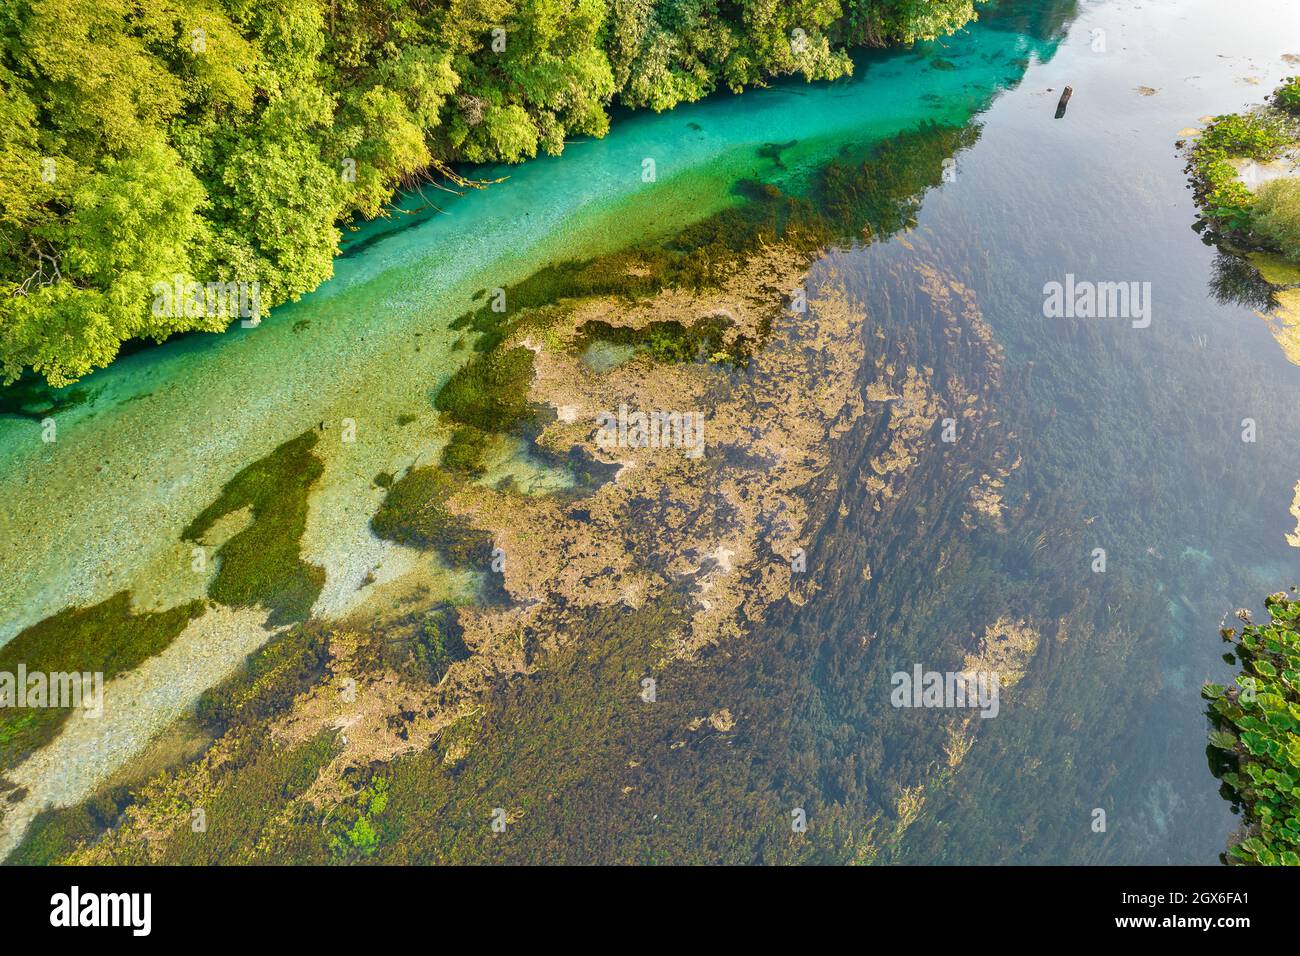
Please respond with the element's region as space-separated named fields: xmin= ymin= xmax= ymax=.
xmin=1252 ymin=177 xmax=1300 ymax=262
xmin=1188 ymin=103 xmax=1296 ymax=234
xmin=1203 ymin=591 xmax=1300 ymax=866
xmin=1275 ymin=77 xmax=1300 ymax=113
xmin=1198 ymin=159 xmax=1257 ymax=232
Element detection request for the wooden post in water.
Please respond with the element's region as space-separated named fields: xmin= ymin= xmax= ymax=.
xmin=1055 ymin=85 xmax=1074 ymax=119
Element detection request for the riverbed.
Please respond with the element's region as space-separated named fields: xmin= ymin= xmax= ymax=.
xmin=3 ymin=0 xmax=1300 ymax=863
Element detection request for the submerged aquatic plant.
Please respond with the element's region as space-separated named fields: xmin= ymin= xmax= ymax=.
xmin=330 ymin=775 xmax=390 ymax=861
xmin=433 ymin=346 xmax=536 ymax=433
xmin=370 ymin=465 xmax=494 ymax=570
xmin=440 ymin=425 xmax=492 ymax=478
xmin=182 ymin=430 xmax=326 ymax=625
xmin=0 ymin=594 xmax=204 ymax=768
xmin=436 ymin=122 xmax=978 ymax=452
xmin=195 ymin=621 xmax=333 ymax=735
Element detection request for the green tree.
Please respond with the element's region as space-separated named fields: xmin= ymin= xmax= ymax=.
xmin=1 ymin=135 xmax=208 ymax=384
xmin=0 ymin=0 xmax=991 ymax=386
xmin=841 ymin=0 xmax=981 ymax=46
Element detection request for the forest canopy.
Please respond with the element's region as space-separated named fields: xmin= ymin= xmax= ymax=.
xmin=0 ymin=0 xmax=984 ymax=385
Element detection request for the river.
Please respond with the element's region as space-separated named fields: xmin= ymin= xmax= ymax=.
xmin=2 ymin=0 xmax=1299 ymax=863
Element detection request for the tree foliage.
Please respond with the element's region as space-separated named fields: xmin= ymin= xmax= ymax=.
xmin=0 ymin=0 xmax=987 ymax=385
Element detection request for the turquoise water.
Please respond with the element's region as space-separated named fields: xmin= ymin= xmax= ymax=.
xmin=3 ymin=0 xmax=1300 ymax=864
xmin=0 ymin=6 xmax=1064 ymax=641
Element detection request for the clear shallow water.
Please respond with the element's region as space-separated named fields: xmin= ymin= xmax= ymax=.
xmin=2 ymin=0 xmax=1300 ymax=864
xmin=0 ymin=5 xmax=1065 ymax=641
xmin=808 ymin=0 xmax=1300 ymax=863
